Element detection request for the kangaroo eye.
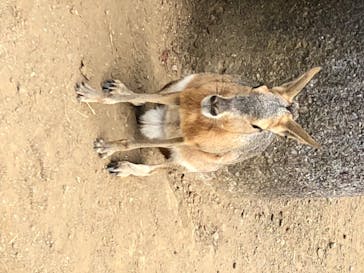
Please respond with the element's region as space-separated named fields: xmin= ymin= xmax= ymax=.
xmin=252 ymin=124 xmax=262 ymax=131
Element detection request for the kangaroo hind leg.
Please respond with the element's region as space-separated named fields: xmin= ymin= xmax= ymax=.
xmin=107 ymin=161 xmax=173 ymax=177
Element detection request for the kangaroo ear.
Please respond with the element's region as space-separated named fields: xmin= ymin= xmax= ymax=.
xmin=271 ymin=116 xmax=320 ymax=148
xmin=272 ymin=67 xmax=321 ymax=103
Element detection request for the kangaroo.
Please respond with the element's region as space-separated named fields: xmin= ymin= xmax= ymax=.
xmin=75 ymin=67 xmax=321 ymax=177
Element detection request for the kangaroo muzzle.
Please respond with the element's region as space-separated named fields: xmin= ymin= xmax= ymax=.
xmin=201 ymin=93 xmax=291 ymax=119
xmin=201 ymin=95 xmax=233 ymax=118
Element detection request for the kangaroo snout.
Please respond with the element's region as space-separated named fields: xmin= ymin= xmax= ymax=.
xmin=201 ymin=95 xmax=232 ymax=118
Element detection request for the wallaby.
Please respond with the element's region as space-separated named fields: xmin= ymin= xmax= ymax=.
xmin=75 ymin=67 xmax=321 ymax=177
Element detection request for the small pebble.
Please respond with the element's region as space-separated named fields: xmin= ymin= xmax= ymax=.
xmin=70 ymin=7 xmax=79 ymax=15
xmin=171 ymin=64 xmax=178 ymax=72
xmin=328 ymin=241 xmax=336 ymax=249
xmin=317 ymin=248 xmax=325 ymax=259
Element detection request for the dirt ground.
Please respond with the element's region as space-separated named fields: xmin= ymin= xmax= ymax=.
xmin=0 ymin=0 xmax=363 ymax=272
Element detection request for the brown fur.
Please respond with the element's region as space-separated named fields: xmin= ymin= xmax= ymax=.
xmin=180 ymin=81 xmax=254 ymax=152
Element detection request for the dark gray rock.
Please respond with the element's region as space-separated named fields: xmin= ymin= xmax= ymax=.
xmin=177 ymin=0 xmax=364 ymax=196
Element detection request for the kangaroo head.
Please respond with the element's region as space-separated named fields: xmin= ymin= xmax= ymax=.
xmin=200 ymin=67 xmax=321 ymax=148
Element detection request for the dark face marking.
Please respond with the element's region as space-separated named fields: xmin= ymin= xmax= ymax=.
xmin=231 ymin=93 xmax=289 ymax=119
xmin=201 ymin=92 xmax=290 ymax=120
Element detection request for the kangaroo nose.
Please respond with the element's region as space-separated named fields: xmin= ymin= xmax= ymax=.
xmin=210 ymin=96 xmax=218 ymax=116
xmin=210 ymin=96 xmax=232 ymax=116
xmin=210 ymin=95 xmax=218 ymax=106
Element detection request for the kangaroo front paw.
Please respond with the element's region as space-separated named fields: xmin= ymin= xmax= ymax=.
xmin=75 ymin=82 xmax=103 ymax=103
xmin=93 ymin=138 xmax=131 ymax=158
xmin=94 ymin=138 xmax=116 ymax=158
xmin=102 ymin=79 xmax=142 ymax=106
xmin=94 ymin=138 xmax=130 ymax=158
xmin=102 ymin=79 xmax=134 ymax=95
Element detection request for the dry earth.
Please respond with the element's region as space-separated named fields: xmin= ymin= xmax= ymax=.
xmin=0 ymin=0 xmax=363 ymax=273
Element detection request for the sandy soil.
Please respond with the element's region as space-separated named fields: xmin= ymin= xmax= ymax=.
xmin=0 ymin=0 xmax=363 ymax=272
